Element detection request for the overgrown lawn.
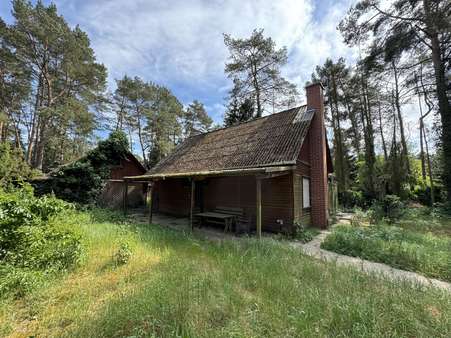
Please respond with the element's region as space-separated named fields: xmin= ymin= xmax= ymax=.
xmin=1 ymin=209 xmax=451 ymax=337
xmin=322 ymin=209 xmax=451 ymax=283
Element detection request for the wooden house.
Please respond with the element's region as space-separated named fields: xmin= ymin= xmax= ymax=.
xmin=126 ymin=83 xmax=334 ymax=235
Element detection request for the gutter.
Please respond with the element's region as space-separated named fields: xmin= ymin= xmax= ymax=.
xmin=124 ymin=163 xmax=296 ymax=181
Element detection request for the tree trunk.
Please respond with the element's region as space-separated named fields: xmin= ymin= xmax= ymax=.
xmin=423 ymin=124 xmax=435 ymax=206
xmin=252 ymin=63 xmax=262 ymax=117
xmin=423 ymin=0 xmax=451 ymax=199
xmin=377 ymin=94 xmax=388 ymax=162
xmin=392 ymin=61 xmax=410 ymax=174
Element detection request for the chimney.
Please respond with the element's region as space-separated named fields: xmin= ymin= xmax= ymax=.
xmin=306 ymin=82 xmax=329 ymax=228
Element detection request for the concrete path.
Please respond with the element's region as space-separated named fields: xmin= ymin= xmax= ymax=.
xmin=292 ymin=231 xmax=451 ymax=292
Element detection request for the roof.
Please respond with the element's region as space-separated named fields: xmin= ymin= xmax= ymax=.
xmin=137 ymin=105 xmax=314 ymax=178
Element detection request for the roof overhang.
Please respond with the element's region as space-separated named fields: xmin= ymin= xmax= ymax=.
xmin=124 ymin=163 xmax=296 ymax=181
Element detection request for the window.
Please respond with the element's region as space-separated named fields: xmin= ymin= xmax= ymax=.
xmin=302 ymin=177 xmax=310 ymax=208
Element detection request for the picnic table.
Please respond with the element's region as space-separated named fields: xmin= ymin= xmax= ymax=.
xmin=194 ymin=211 xmax=237 ymax=232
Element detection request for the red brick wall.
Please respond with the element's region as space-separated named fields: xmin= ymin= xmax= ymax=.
xmin=306 ymin=83 xmax=329 ymax=228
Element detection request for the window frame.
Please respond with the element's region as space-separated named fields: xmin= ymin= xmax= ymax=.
xmin=302 ymin=176 xmax=311 ymax=210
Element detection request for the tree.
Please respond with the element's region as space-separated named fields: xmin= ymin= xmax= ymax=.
xmin=7 ymin=0 xmax=107 ymax=170
xmin=0 ymin=18 xmax=30 ymax=149
xmin=339 ymin=0 xmax=451 ymax=198
xmin=223 ymin=29 xmax=298 ymax=118
xmin=312 ymin=58 xmax=352 ymax=195
xmin=113 ymin=76 xmax=153 ymax=164
xmin=183 ymin=100 xmax=212 ymax=137
xmin=224 ymin=79 xmax=255 ymax=126
xmin=146 ymin=86 xmax=184 ymax=167
xmin=112 ymin=76 xmax=186 ymax=168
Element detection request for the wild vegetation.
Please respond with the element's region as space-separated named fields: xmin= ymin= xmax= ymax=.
xmin=322 ymin=205 xmax=451 ymax=282
xmin=0 ymin=206 xmax=450 ymax=337
xmin=309 ymin=0 xmax=451 ymax=207
xmin=0 ymin=1 xmax=450 ymax=335
xmin=0 ymin=185 xmax=82 ymax=298
xmin=33 ymin=130 xmax=130 ymax=204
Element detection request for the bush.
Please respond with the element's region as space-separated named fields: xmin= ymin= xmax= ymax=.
xmin=113 ymin=242 xmax=132 ymax=266
xmin=293 ymin=221 xmax=319 ymax=243
xmin=370 ymin=195 xmax=405 ymax=223
xmin=0 ymin=186 xmax=83 ymax=297
xmin=339 ymin=190 xmax=365 ymax=210
xmin=412 ymin=181 xmax=443 ymax=206
xmin=0 ymin=263 xmax=44 ymax=298
xmin=32 ymin=131 xmax=130 ymax=204
xmin=0 ymin=186 xmax=71 ymax=258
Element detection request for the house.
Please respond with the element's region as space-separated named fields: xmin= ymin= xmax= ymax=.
xmin=100 ymin=151 xmax=147 ymax=208
xmin=32 ymin=148 xmax=147 ymax=207
xmin=126 ymin=83 xmax=335 ymax=234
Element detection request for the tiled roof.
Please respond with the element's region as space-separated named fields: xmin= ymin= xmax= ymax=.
xmin=147 ymin=105 xmax=313 ymax=176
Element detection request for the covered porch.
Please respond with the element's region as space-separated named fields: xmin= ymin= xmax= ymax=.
xmin=124 ymin=165 xmax=297 ymax=238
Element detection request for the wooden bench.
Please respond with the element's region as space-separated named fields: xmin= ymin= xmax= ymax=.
xmin=195 ymin=206 xmax=250 ymax=233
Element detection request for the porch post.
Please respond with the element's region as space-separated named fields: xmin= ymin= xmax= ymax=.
xmin=256 ymin=177 xmax=262 ymax=239
xmin=123 ymin=180 xmax=129 ymax=215
xmin=190 ymin=178 xmax=195 ymax=231
xmin=148 ymin=182 xmax=153 ymax=224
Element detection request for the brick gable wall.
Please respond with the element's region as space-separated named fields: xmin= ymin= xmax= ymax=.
xmin=306 ymin=83 xmax=329 ymax=228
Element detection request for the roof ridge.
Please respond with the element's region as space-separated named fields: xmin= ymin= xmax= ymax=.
xmin=187 ymin=104 xmax=307 ymax=139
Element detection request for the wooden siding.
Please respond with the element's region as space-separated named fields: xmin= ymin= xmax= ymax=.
xmin=100 ymin=181 xmax=145 ymax=208
xmin=110 ymin=155 xmax=146 ymax=179
xmin=155 ymin=174 xmax=294 ymax=233
xmin=293 ymin=128 xmax=312 ymax=226
xmin=154 ymin=178 xmax=190 ymax=216
xmin=262 ymin=174 xmax=293 ymax=233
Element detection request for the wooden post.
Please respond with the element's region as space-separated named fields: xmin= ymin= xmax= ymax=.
xmin=123 ymin=180 xmax=129 ymax=215
xmin=190 ymin=179 xmax=195 ymax=231
xmin=148 ymin=182 xmax=153 ymax=224
xmin=256 ymin=177 xmax=262 ymax=239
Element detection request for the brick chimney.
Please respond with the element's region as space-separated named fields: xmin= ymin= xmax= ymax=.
xmin=306 ymin=82 xmax=329 ymax=228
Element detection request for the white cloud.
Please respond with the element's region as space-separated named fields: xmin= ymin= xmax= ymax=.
xmin=69 ymin=0 xmax=355 ymax=104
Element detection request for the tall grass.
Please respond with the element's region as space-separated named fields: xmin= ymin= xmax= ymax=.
xmin=1 ymin=208 xmax=450 ymax=337
xmin=321 ymin=224 xmax=451 ymax=282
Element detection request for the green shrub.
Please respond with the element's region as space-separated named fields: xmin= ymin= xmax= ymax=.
xmin=0 ymin=263 xmax=44 ymax=298
xmin=0 ymin=187 xmax=83 ymax=297
xmin=293 ymin=221 xmax=319 ymax=243
xmin=113 ymin=242 xmax=132 ymax=266
xmin=369 ymin=195 xmax=405 ymax=223
xmin=339 ymin=190 xmax=365 ymax=210
xmin=32 ymin=131 xmax=130 ymax=204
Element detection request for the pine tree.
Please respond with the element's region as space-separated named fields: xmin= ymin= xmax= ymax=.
xmin=223 ymin=29 xmax=298 ymax=118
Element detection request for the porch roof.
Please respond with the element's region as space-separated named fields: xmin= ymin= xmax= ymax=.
xmin=124 ymin=164 xmax=296 ymax=180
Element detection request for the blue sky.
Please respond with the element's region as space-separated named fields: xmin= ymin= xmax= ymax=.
xmin=0 ymin=0 xmax=424 ymax=152
xmin=0 ymin=0 xmax=356 ymax=122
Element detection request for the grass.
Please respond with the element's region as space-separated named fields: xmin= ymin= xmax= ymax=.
xmin=322 ymin=207 xmax=451 ymax=283
xmin=1 ymin=208 xmax=451 ymax=337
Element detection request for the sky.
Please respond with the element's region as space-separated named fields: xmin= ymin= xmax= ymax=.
xmin=0 ymin=0 xmax=425 ymax=152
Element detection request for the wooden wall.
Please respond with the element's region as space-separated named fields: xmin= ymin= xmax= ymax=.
xmin=154 ymin=174 xmax=293 ymax=233
xmin=154 ymin=178 xmax=191 ymax=216
xmin=293 ymin=130 xmax=312 ymax=226
xmin=110 ymin=155 xmax=146 ymax=179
